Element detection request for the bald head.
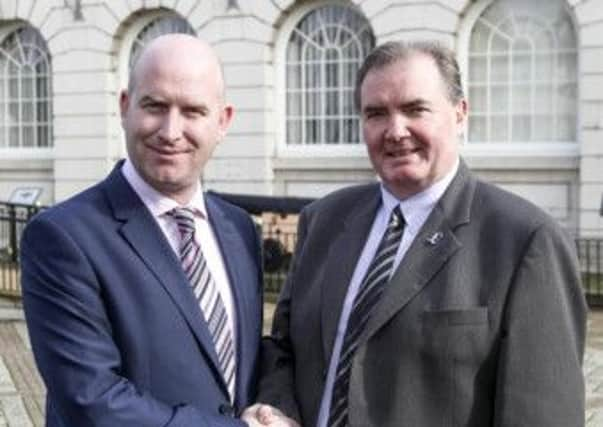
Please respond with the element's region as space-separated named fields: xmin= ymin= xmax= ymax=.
xmin=127 ymin=34 xmax=226 ymax=99
xmin=119 ymin=33 xmax=234 ymax=204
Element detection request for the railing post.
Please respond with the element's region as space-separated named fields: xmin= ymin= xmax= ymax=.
xmin=8 ymin=204 xmax=18 ymax=263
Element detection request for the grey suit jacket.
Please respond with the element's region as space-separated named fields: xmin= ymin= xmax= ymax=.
xmin=258 ymin=162 xmax=587 ymax=427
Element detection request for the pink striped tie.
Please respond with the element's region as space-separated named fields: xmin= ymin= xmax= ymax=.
xmin=169 ymin=207 xmax=235 ymax=401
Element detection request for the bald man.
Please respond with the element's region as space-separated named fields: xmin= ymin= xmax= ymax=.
xmin=21 ymin=34 xmax=263 ymax=426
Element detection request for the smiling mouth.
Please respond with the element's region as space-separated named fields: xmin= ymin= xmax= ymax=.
xmin=387 ymin=147 xmax=419 ymax=157
xmin=147 ymin=145 xmax=186 ymax=156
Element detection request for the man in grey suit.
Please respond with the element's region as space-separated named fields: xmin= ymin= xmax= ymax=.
xmin=245 ymin=41 xmax=587 ymax=426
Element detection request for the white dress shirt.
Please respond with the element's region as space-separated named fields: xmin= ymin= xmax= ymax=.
xmin=121 ymin=160 xmax=237 ymax=372
xmin=317 ymin=159 xmax=459 ymax=426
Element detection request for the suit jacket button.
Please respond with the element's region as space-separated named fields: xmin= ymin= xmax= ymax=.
xmin=219 ymin=403 xmax=235 ymax=417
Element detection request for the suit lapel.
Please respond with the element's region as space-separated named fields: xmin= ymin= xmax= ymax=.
xmin=102 ymin=164 xmax=224 ymax=386
xmin=360 ymin=162 xmax=477 ymax=344
xmin=361 ymin=207 xmax=461 ymax=342
xmin=321 ymin=187 xmax=381 ymax=365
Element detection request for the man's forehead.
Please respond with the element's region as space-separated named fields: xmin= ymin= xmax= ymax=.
xmin=137 ymin=34 xmax=214 ymax=65
xmin=361 ymin=56 xmax=446 ymax=96
xmin=130 ymin=54 xmax=223 ymax=97
xmin=128 ymin=35 xmax=224 ymax=92
xmin=369 ymin=54 xmax=438 ymax=79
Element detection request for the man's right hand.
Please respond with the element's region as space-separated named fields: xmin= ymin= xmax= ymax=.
xmin=241 ymin=403 xmax=300 ymax=427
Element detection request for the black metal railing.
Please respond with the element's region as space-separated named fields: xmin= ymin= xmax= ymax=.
xmin=3 ymin=198 xmax=603 ymax=307
xmin=0 ymin=195 xmax=313 ymax=300
xmin=0 ymin=202 xmax=44 ymax=297
xmin=577 ymin=239 xmax=603 ymax=306
xmin=262 ymin=227 xmax=297 ymax=300
xmin=214 ymin=192 xmax=314 ymax=301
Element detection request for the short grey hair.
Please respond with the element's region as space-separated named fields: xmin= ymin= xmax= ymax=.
xmin=354 ymin=40 xmax=464 ymax=110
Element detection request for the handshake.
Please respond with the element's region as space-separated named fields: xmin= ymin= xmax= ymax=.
xmin=242 ymin=404 xmax=300 ymax=427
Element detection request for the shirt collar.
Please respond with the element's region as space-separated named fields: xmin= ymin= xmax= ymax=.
xmin=121 ymin=158 xmax=208 ymax=219
xmin=380 ymin=158 xmax=459 ymax=235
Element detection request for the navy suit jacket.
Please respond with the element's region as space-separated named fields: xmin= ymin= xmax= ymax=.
xmin=21 ymin=163 xmax=263 ymax=426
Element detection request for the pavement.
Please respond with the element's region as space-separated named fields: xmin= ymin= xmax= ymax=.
xmin=586 ymin=310 xmax=603 ymax=426
xmin=0 ymin=299 xmax=602 ymax=426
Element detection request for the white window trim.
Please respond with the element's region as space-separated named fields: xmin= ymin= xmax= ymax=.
xmin=460 ymin=141 xmax=578 ymax=158
xmin=0 ymin=23 xmax=54 ymax=157
xmin=0 ymin=147 xmax=53 ymax=159
xmin=117 ymin=11 xmax=194 ymax=92
xmin=0 ymin=22 xmax=23 ymax=41
xmin=275 ymin=0 xmax=369 ymax=158
xmin=457 ymin=0 xmax=579 ymax=156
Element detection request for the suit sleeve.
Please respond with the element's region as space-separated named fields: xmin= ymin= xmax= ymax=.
xmin=493 ymin=222 xmax=587 ymax=426
xmin=20 ymin=215 xmax=246 ymax=427
xmin=255 ymin=210 xmax=309 ymax=423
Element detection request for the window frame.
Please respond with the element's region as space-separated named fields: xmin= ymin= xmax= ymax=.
xmin=457 ymin=0 xmax=579 ymax=157
xmin=275 ymin=0 xmax=373 ymax=158
xmin=117 ymin=11 xmax=195 ymax=93
xmin=0 ymin=23 xmax=53 ymax=157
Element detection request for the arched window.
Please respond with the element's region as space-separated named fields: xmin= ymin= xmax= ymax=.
xmin=0 ymin=25 xmax=52 ymax=148
xmin=285 ymin=4 xmax=374 ymax=146
xmin=467 ymin=0 xmax=577 ymax=143
xmin=128 ymin=15 xmax=195 ymax=71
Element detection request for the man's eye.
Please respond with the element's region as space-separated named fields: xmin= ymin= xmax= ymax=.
xmin=408 ymin=107 xmax=428 ymax=115
xmin=183 ymin=109 xmax=205 ymax=118
xmin=143 ymin=103 xmax=164 ymax=113
xmin=365 ymin=110 xmax=385 ymax=119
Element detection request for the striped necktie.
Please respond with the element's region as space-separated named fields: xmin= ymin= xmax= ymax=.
xmin=327 ymin=206 xmax=405 ymax=427
xmin=169 ymin=207 xmax=236 ymax=401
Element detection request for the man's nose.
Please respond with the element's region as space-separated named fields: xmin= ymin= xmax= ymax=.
xmin=385 ymin=114 xmax=410 ymax=141
xmin=158 ymin=109 xmax=183 ymax=142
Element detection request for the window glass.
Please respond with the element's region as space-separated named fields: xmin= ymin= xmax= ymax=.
xmin=467 ymin=0 xmax=577 ymax=143
xmin=129 ymin=15 xmax=195 ymax=72
xmin=0 ymin=26 xmax=52 ymax=148
xmin=285 ymin=5 xmax=374 ymax=145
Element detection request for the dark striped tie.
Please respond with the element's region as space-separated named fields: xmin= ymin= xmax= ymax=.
xmin=327 ymin=206 xmax=405 ymax=427
xmin=169 ymin=207 xmax=236 ymax=401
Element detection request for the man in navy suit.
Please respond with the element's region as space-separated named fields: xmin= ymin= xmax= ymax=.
xmin=21 ymin=34 xmax=264 ymax=426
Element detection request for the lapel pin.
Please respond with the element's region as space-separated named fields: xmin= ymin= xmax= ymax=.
xmin=425 ymin=231 xmax=444 ymax=246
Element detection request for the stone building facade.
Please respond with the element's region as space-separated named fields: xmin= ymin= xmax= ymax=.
xmin=0 ymin=0 xmax=601 ymax=236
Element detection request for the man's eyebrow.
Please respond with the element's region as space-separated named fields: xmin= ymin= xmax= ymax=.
xmin=362 ymin=104 xmax=386 ymax=113
xmin=182 ymin=101 xmax=210 ymax=113
xmin=401 ymin=98 xmax=430 ymax=108
xmin=136 ymin=96 xmax=209 ymax=112
xmin=362 ymin=98 xmax=430 ymax=112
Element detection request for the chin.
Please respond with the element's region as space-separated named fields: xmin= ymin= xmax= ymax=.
xmin=385 ymin=167 xmax=422 ymax=182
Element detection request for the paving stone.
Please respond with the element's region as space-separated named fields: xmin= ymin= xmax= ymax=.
xmin=0 ymin=308 xmax=23 ymax=321
xmin=0 ymin=323 xmax=44 ymax=427
xmin=13 ymin=323 xmax=30 ymax=351
xmin=1 ymin=308 xmax=603 ymax=425
xmin=0 ymin=395 xmax=32 ymax=426
xmin=587 ymin=409 xmax=603 ymax=427
xmin=2 ymin=353 xmax=45 ymax=426
xmin=0 ymin=357 xmax=16 ymax=394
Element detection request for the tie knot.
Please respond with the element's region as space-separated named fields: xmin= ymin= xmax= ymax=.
xmin=168 ymin=207 xmax=196 ymax=238
xmin=389 ymin=206 xmax=404 ymax=231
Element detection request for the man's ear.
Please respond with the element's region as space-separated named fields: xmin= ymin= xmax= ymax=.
xmin=456 ymin=98 xmax=468 ymax=126
xmin=217 ymin=103 xmax=234 ymax=142
xmin=119 ymin=90 xmax=130 ymax=122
